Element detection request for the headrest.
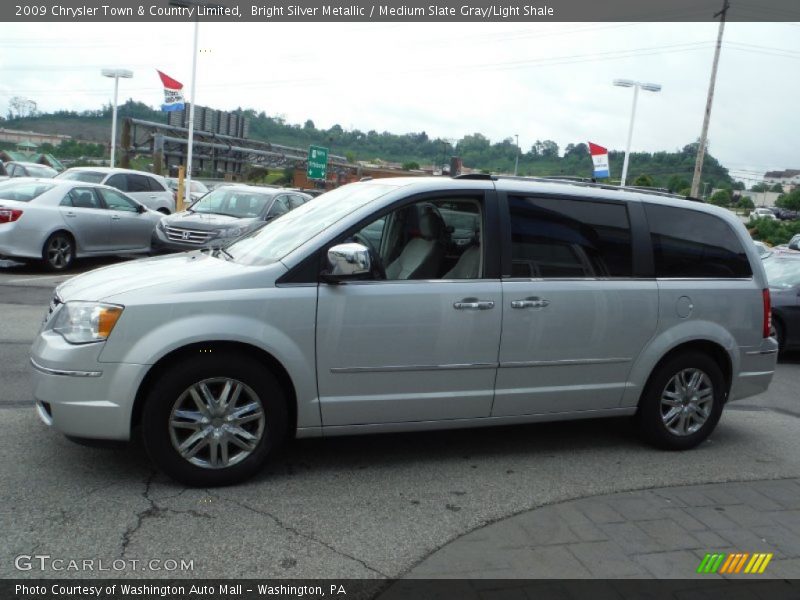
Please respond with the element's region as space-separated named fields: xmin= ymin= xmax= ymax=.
xmin=419 ymin=210 xmax=445 ymax=241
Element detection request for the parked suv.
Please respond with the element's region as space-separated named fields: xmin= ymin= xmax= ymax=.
xmin=56 ymin=167 xmax=175 ymax=214
xmin=30 ymin=177 xmax=777 ymax=485
xmin=152 ymin=185 xmax=311 ymax=252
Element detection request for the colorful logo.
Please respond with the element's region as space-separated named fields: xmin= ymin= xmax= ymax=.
xmin=697 ymin=552 xmax=773 ymax=574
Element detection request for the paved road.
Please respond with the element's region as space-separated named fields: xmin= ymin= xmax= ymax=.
xmin=1 ymin=257 xmax=799 ymax=582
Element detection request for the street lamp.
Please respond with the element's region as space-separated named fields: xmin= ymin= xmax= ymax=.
xmin=514 ymin=134 xmax=519 ymax=176
xmin=613 ymin=78 xmax=661 ymax=187
xmin=101 ymin=68 xmax=133 ymax=168
xmin=169 ymin=0 xmax=205 ymax=205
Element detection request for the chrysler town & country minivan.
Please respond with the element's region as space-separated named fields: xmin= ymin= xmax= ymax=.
xmin=30 ymin=176 xmax=778 ymax=485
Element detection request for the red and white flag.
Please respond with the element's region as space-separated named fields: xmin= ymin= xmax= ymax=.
xmin=588 ymin=142 xmax=610 ymax=178
xmin=157 ymin=70 xmax=185 ymax=112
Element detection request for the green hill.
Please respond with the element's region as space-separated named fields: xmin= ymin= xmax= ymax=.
xmin=4 ymin=100 xmax=733 ymax=190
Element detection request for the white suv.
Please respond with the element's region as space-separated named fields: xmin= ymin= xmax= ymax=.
xmin=30 ymin=176 xmax=778 ymax=485
xmin=56 ymin=167 xmax=175 ymax=214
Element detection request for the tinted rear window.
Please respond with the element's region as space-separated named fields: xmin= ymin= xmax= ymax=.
xmin=0 ymin=182 xmax=55 ymax=202
xmin=508 ymin=196 xmax=633 ymax=278
xmin=645 ymin=203 xmax=752 ymax=278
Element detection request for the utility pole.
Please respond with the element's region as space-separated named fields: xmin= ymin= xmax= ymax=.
xmin=690 ymin=0 xmax=730 ymax=197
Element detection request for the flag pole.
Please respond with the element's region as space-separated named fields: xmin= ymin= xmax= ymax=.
xmin=184 ymin=18 xmax=199 ymax=212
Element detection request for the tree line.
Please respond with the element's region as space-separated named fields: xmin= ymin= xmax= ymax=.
xmin=4 ymin=100 xmax=734 ymax=189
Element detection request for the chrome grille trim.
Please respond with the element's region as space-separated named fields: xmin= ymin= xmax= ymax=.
xmin=164 ymin=226 xmax=214 ymax=244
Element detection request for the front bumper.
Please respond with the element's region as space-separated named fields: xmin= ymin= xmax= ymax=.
xmin=30 ymin=331 xmax=148 ymax=441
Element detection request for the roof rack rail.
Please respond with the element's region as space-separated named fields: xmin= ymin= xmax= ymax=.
xmin=492 ymin=174 xmax=705 ymax=203
xmin=452 ymin=172 xmax=704 ymax=203
xmin=452 ymin=173 xmax=494 ymax=180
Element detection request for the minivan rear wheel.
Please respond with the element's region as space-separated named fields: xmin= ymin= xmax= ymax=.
xmin=142 ymin=353 xmax=288 ymax=486
xmin=637 ymin=351 xmax=725 ymax=450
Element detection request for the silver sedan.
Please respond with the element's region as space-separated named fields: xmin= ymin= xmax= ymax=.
xmin=0 ymin=178 xmax=163 ymax=271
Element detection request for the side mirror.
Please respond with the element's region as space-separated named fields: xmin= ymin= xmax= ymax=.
xmin=137 ymin=204 xmax=147 ymax=213
xmin=321 ymin=243 xmax=371 ymax=283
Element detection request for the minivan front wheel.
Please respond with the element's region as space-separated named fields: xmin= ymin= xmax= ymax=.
xmin=637 ymin=352 xmax=725 ymax=450
xmin=142 ymin=354 xmax=288 ymax=486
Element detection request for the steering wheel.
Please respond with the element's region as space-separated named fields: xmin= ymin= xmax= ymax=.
xmin=353 ymin=233 xmax=387 ymax=279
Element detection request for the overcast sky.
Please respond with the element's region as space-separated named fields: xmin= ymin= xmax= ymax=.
xmin=1 ymin=20 xmax=798 ymax=182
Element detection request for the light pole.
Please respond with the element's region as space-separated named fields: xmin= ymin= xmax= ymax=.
xmin=514 ymin=134 xmax=519 ymax=176
xmin=101 ymin=68 xmax=133 ymax=168
xmin=170 ymin=0 xmax=204 ymax=206
xmin=613 ymin=79 xmax=661 ymax=187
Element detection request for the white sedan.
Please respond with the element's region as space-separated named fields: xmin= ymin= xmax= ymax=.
xmin=0 ymin=178 xmax=163 ymax=271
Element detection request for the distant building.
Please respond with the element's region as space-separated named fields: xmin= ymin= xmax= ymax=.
xmin=0 ymin=128 xmax=71 ymax=146
xmin=764 ymin=169 xmax=800 ymax=192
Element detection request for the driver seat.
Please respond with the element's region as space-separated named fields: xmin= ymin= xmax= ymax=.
xmin=385 ymin=210 xmax=446 ymax=279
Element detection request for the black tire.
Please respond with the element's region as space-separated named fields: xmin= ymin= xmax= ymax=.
xmin=636 ymin=351 xmax=725 ymax=450
xmin=157 ymin=208 xmax=170 ymax=215
xmin=773 ymin=319 xmax=786 ymax=353
xmin=42 ymin=231 xmax=75 ymax=271
xmin=142 ymin=353 xmax=288 ymax=486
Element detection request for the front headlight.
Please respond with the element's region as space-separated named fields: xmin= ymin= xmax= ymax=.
xmin=50 ymin=301 xmax=124 ymax=344
xmin=219 ymin=227 xmax=244 ymax=238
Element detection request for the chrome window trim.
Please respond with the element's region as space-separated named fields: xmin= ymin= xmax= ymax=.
xmin=323 ymin=278 xmax=503 ymax=286
xmin=30 ymin=357 xmax=102 ymax=378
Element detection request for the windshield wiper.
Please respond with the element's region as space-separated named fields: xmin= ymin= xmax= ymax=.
xmin=215 ymin=247 xmax=234 ymax=261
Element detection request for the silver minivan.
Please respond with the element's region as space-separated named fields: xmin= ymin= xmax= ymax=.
xmin=30 ymin=177 xmax=778 ymax=485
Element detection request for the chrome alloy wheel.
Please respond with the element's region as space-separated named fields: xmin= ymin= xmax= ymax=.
xmin=660 ymin=368 xmax=714 ymax=436
xmin=168 ymin=378 xmax=266 ymax=469
xmin=46 ymin=236 xmax=72 ymax=269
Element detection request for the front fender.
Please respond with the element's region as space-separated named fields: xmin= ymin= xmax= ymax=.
xmin=99 ymin=288 xmax=319 ymax=427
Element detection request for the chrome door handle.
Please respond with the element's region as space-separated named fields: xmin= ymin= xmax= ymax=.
xmin=111 ymin=215 xmax=121 ymax=220
xmin=454 ymin=299 xmax=495 ymax=310
xmin=64 ymin=212 xmax=77 ymax=218
xmin=511 ymin=297 xmax=550 ymax=309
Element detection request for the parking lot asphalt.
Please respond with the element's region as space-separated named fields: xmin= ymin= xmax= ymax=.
xmin=1 ymin=257 xmax=799 ymax=582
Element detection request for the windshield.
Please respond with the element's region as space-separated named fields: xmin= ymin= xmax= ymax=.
xmin=189 ymin=188 xmax=275 ymax=218
xmin=23 ymin=164 xmax=57 ymax=178
xmin=226 ymin=183 xmax=396 ymax=266
xmin=764 ymin=257 xmax=800 ymax=289
xmin=0 ymin=181 xmax=56 ymax=202
xmin=56 ymin=170 xmax=105 ymax=184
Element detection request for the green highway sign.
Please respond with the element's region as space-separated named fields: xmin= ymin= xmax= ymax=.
xmin=307 ymin=145 xmax=329 ymax=180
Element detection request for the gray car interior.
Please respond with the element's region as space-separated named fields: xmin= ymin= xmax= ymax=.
xmin=385 ymin=208 xmax=447 ymax=279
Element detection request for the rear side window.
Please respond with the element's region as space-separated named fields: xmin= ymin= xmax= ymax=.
xmin=147 ymin=177 xmax=166 ymax=192
xmin=508 ymin=196 xmax=633 ymax=278
xmin=105 ymin=173 xmax=128 ymax=191
xmin=645 ymin=204 xmax=752 ymax=278
xmin=126 ymin=174 xmax=151 ymax=193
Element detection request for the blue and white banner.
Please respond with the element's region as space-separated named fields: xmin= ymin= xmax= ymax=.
xmin=157 ymin=70 xmax=185 ymax=112
xmin=588 ymin=142 xmax=610 ymax=179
